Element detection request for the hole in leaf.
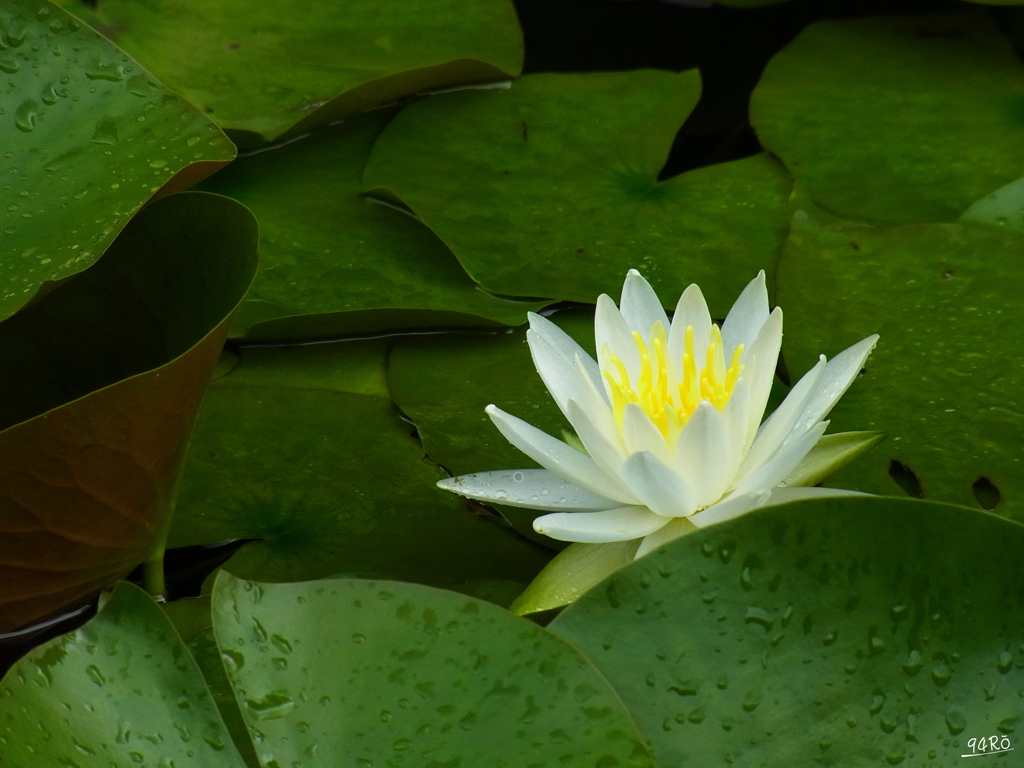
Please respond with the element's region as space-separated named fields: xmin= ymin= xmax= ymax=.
xmin=972 ymin=477 xmax=1001 ymax=511
xmin=888 ymin=460 xmax=923 ymax=499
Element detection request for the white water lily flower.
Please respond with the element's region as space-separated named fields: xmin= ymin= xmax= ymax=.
xmin=438 ymin=270 xmax=877 ymax=558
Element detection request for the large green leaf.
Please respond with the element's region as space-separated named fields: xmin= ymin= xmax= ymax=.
xmin=0 ymin=192 xmax=257 ymax=633
xmin=0 ymin=581 xmax=250 ymax=768
xmin=199 ymin=109 xmax=548 ymax=342
xmin=212 ymin=572 xmax=658 ymax=767
xmin=388 ymin=311 xmax=601 ymax=546
xmin=750 ymin=11 xmax=1024 ymax=225
xmin=172 ymin=340 xmax=552 ymax=593
xmin=363 ymin=70 xmax=793 ymax=312
xmin=775 ymin=212 xmax=1024 ymax=518
xmin=0 ymin=0 xmax=235 ymax=323
xmin=550 ymin=496 xmax=1024 ymax=766
xmin=56 ymin=0 xmax=523 ymax=146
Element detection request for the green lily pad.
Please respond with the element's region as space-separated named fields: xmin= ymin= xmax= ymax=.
xmin=0 ymin=192 xmax=257 ymax=633
xmin=0 ymin=0 xmax=235 ymax=324
xmin=188 ymin=627 xmax=262 ymax=768
xmin=363 ymin=70 xmax=793 ymax=313
xmin=199 ymin=109 xmax=548 ymax=342
xmin=0 ymin=581 xmax=250 ymax=768
xmin=550 ymin=495 xmax=1024 ymax=766
xmin=775 ymin=211 xmax=1024 ymax=517
xmin=750 ymin=10 xmax=1024 ymax=224
xmin=163 ymin=592 xmax=260 ymax=768
xmin=212 ymin=571 xmax=658 ymax=768
xmin=56 ymin=0 xmax=523 ymax=146
xmin=172 ymin=340 xmax=552 ymax=591
xmin=389 ymin=310 xmax=600 ymax=546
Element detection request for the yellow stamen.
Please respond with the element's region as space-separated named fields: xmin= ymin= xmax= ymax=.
xmin=602 ymin=322 xmax=745 ymax=443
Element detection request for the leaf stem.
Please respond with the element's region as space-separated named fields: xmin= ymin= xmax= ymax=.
xmin=142 ymin=551 xmax=167 ymax=601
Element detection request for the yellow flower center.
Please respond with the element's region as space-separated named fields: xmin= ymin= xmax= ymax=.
xmin=602 ymin=322 xmax=744 ymax=442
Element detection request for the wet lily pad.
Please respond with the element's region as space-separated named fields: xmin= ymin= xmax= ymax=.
xmin=363 ymin=70 xmax=792 ymax=314
xmin=0 ymin=581 xmax=250 ymax=768
xmin=550 ymin=495 xmax=1024 ymax=766
xmin=0 ymin=192 xmax=257 ymax=633
xmin=775 ymin=211 xmax=1024 ymax=518
xmin=172 ymin=340 xmax=552 ymax=590
xmin=213 ymin=572 xmax=657 ymax=768
xmin=56 ymin=0 xmax=523 ymax=145
xmin=199 ymin=109 xmax=548 ymax=342
xmin=388 ymin=311 xmax=600 ymax=545
xmin=751 ymin=11 xmax=1024 ymax=224
xmin=1 ymin=0 xmax=234 ymax=324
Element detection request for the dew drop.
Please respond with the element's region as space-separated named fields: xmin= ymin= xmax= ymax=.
xmin=14 ymin=99 xmax=36 ymax=133
xmin=998 ymin=651 xmax=1013 ymax=674
xmin=945 ymin=706 xmax=966 ymax=735
xmin=512 ymin=472 xmax=524 ymax=482
xmin=85 ymin=665 xmax=104 ymax=685
xmin=868 ymin=692 xmax=884 ymax=715
xmin=220 ymin=650 xmax=244 ymax=673
xmin=931 ymin=663 xmax=952 ymax=686
xmin=85 ymin=63 xmax=125 ymax=82
xmin=244 ymin=692 xmax=295 ymax=720
xmin=902 ymin=650 xmax=922 ymax=676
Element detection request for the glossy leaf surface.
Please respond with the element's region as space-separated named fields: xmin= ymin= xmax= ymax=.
xmin=200 ymin=110 xmax=547 ymax=341
xmin=751 ymin=11 xmax=1024 ymax=224
xmin=389 ymin=311 xmax=599 ymax=544
xmin=1 ymin=0 xmax=234 ymax=323
xmin=172 ymin=341 xmax=552 ymax=590
xmin=213 ymin=572 xmax=658 ymax=768
xmin=0 ymin=581 xmax=250 ymax=768
xmin=0 ymin=192 xmax=257 ymax=632
xmin=776 ymin=212 xmax=1024 ymax=518
xmin=551 ymin=496 xmax=1024 ymax=767
xmin=364 ymin=71 xmax=792 ymax=313
xmin=56 ymin=0 xmax=523 ymax=144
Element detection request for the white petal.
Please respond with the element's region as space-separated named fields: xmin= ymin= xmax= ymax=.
xmin=671 ymin=402 xmax=733 ymax=508
xmin=527 ymin=328 xmax=590 ymax=417
xmin=731 ymin=421 xmax=828 ymax=497
xmin=620 ymin=451 xmax=699 ymax=518
xmin=566 ymin=399 xmax=632 ymax=483
xmin=436 ymin=469 xmax=620 ymax=511
xmin=621 ymin=403 xmax=672 ymax=465
xmin=795 ymin=335 xmax=878 ymax=430
xmin=689 ymin=490 xmax=769 ymax=528
xmin=668 ymin=284 xmax=711 ymax=370
xmin=595 ymin=294 xmax=639 ymax=383
xmin=486 ymin=405 xmax=637 ymax=504
xmin=739 ymin=355 xmax=827 ymax=479
xmin=691 ymin=484 xmax=866 ymax=530
xmin=533 ymin=506 xmax=670 ymax=543
xmin=634 ymin=516 xmax=698 ymax=558
xmin=720 ymin=370 xmax=752 ymax=482
xmin=569 ymin=353 xmax=624 ymax=450
xmin=741 ymin=307 xmax=783 ymax=449
xmin=620 ymin=269 xmax=670 ymax=337
xmin=527 ymin=312 xmax=604 ymax=395
xmin=722 ymin=270 xmax=770 ymax=356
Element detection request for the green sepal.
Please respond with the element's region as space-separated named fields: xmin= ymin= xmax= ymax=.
xmin=781 ymin=430 xmax=887 ymax=488
xmin=510 ymin=539 xmax=640 ymax=616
